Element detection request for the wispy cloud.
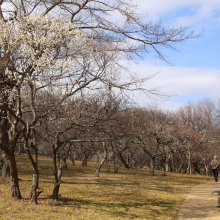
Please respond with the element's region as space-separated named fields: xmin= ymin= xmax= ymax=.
xmin=129 ymin=60 xmax=220 ymax=110
xmin=134 ymin=0 xmax=220 ymax=31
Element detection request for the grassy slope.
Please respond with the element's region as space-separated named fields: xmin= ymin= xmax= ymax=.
xmin=0 ymin=154 xmax=211 ymax=220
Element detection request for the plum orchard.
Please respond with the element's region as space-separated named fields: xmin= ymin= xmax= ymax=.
xmin=0 ymin=0 xmax=200 ymax=202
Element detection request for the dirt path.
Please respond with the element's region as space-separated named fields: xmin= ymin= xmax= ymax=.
xmin=177 ymin=181 xmax=220 ymax=220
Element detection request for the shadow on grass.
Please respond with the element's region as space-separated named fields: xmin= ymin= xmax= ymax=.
xmin=38 ymin=194 xmax=173 ymax=219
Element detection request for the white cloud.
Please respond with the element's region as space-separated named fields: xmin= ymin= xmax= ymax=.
xmin=133 ymin=0 xmax=220 ymax=33
xmin=120 ymin=1 xmax=220 ymax=111
xmin=134 ymin=0 xmax=220 ymax=18
xmin=128 ymin=60 xmax=220 ymax=111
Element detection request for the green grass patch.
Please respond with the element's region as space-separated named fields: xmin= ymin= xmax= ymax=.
xmin=0 ymin=154 xmax=211 ymax=220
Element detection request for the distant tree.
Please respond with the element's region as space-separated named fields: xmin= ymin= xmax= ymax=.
xmin=132 ymin=105 xmax=173 ymax=176
xmin=174 ymin=102 xmax=213 ymax=175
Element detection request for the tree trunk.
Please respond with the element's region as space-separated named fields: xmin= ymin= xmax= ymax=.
xmin=25 ymin=143 xmax=41 ymax=204
xmin=1 ymin=154 xmax=10 ymax=178
xmin=52 ymin=183 xmax=60 ymax=200
xmin=0 ymin=110 xmax=11 ymax=179
xmin=150 ymin=157 xmax=155 ymax=176
xmin=162 ymin=166 xmax=166 ymax=176
xmin=29 ymin=170 xmax=41 ymax=203
xmin=204 ymin=164 xmax=209 ymax=176
xmin=177 ymin=162 xmax=185 ymax=173
xmin=170 ymin=153 xmax=174 ymax=172
xmin=61 ymin=158 xmax=67 ymax=168
xmin=95 ymin=142 xmax=107 ymax=177
xmin=113 ymin=155 xmax=120 ymax=173
xmin=0 ymin=104 xmax=23 ymax=197
xmin=8 ymin=152 xmax=22 ymax=199
xmin=70 ymin=151 xmax=75 ymax=166
xmin=52 ymin=145 xmax=62 ymax=200
xmin=30 ymin=173 xmax=42 ymax=204
xmin=2 ymin=160 xmax=10 ymax=178
xmin=118 ymin=152 xmax=130 ymax=169
xmin=187 ymin=149 xmax=192 ymax=175
xmin=52 ymin=168 xmax=62 ymax=199
xmin=82 ymin=155 xmax=88 ymax=167
xmin=165 ymin=153 xmax=171 ymax=172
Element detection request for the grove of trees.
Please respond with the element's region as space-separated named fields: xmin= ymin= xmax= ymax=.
xmin=0 ymin=0 xmax=215 ymax=205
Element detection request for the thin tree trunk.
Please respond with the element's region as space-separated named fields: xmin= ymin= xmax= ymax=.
xmin=118 ymin=152 xmax=130 ymax=169
xmin=82 ymin=155 xmax=88 ymax=167
xmin=95 ymin=142 xmax=107 ymax=177
xmin=52 ymin=144 xmax=62 ymax=200
xmin=204 ymin=164 xmax=209 ymax=176
xmin=70 ymin=151 xmax=75 ymax=166
xmin=1 ymin=154 xmax=10 ymax=178
xmin=52 ymin=167 xmax=62 ymax=199
xmin=162 ymin=166 xmax=166 ymax=176
xmin=177 ymin=162 xmax=185 ymax=173
xmin=170 ymin=153 xmax=174 ymax=172
xmin=26 ymin=146 xmax=41 ymax=204
xmin=187 ymin=149 xmax=192 ymax=175
xmin=150 ymin=157 xmax=155 ymax=176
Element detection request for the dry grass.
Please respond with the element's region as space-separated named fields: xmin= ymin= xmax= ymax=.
xmin=0 ymin=154 xmax=211 ymax=220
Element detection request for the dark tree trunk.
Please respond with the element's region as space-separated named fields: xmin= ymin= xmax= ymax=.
xmin=8 ymin=152 xmax=22 ymax=199
xmin=0 ymin=109 xmax=11 ymax=179
xmin=52 ymin=183 xmax=60 ymax=200
xmin=52 ymin=167 xmax=62 ymax=199
xmin=70 ymin=150 xmax=75 ymax=166
xmin=118 ymin=152 xmax=130 ymax=169
xmin=0 ymin=106 xmax=21 ymax=197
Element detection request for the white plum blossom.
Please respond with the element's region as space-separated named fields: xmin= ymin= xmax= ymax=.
xmin=0 ymin=15 xmax=88 ymax=87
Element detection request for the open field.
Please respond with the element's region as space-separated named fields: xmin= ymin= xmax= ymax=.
xmin=0 ymin=154 xmax=211 ymax=220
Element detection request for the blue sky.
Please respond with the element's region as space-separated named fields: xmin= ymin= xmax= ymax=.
xmin=130 ymin=0 xmax=220 ymax=111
